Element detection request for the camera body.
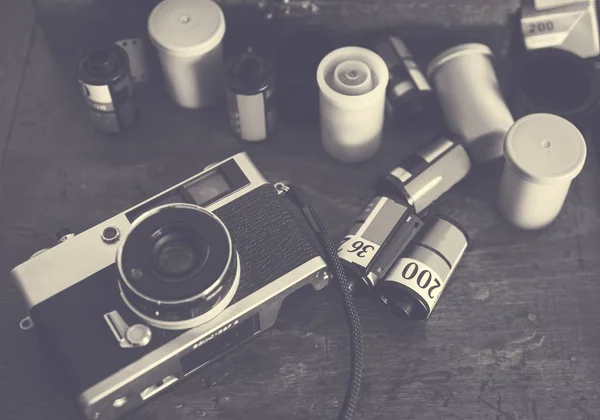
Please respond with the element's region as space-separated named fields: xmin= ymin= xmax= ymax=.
xmin=11 ymin=152 xmax=329 ymax=420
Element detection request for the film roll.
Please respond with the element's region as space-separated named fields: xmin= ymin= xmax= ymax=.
xmin=375 ymin=36 xmax=438 ymax=125
xmin=225 ymin=51 xmax=276 ymax=142
xmin=317 ymin=47 xmax=389 ymax=163
xmin=378 ymin=137 xmax=472 ymax=214
xmin=77 ymin=44 xmax=136 ymax=134
xmin=379 ymin=214 xmax=470 ymax=320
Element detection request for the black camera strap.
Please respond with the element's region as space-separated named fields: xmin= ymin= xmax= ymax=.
xmin=276 ymin=183 xmax=363 ymax=420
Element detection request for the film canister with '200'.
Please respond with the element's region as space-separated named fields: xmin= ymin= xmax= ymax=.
xmin=225 ymin=51 xmax=276 ymax=142
xmin=379 ymin=214 xmax=470 ymax=320
xmin=337 ymin=196 xmax=425 ymax=295
xmin=78 ymin=44 xmax=136 ymax=134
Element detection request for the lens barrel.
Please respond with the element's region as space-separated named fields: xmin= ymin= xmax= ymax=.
xmin=117 ymin=203 xmax=239 ymax=330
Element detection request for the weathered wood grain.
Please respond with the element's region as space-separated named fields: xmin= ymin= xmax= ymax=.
xmin=3 ymin=2 xmax=600 ymax=420
xmin=0 ymin=0 xmax=35 ymax=172
xmin=31 ymin=0 xmax=520 ymax=64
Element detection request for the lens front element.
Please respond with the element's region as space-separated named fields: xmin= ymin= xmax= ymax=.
xmin=151 ymin=225 xmax=208 ymax=280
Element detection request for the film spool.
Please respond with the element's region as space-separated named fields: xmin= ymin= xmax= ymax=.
xmin=225 ymin=51 xmax=276 ymax=142
xmin=337 ymin=196 xmax=425 ymax=295
xmin=375 ymin=36 xmax=439 ymax=125
xmin=511 ymin=48 xmax=600 ymax=138
xmin=317 ymin=46 xmax=389 ymax=163
xmin=378 ymin=137 xmax=472 ymax=214
xmin=77 ymin=44 xmax=136 ymax=134
xmin=379 ymin=214 xmax=470 ymax=321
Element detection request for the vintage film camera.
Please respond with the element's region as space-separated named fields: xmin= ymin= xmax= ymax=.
xmin=11 ymin=153 xmax=329 ymax=420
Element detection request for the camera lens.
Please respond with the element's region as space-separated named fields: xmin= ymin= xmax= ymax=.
xmin=151 ymin=226 xmax=208 ymax=280
xmin=156 ymin=240 xmax=196 ymax=277
xmin=117 ymin=203 xmax=240 ymax=330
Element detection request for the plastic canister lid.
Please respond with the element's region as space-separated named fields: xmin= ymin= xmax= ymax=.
xmin=505 ymin=113 xmax=587 ymax=184
xmin=148 ymin=0 xmax=225 ymax=57
xmin=426 ymin=43 xmax=493 ymax=79
xmin=317 ymin=47 xmax=389 ymax=108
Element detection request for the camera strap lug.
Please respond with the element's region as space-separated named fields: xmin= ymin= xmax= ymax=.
xmin=19 ymin=316 xmax=34 ymax=331
xmin=274 ymin=182 xmax=289 ymax=195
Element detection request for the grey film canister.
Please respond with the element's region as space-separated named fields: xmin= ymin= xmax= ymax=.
xmin=378 ymin=137 xmax=472 ymax=214
xmin=379 ymin=214 xmax=470 ymax=321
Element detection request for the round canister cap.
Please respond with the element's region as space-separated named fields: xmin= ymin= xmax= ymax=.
xmin=316 ymin=46 xmax=389 ymax=108
xmin=148 ymin=0 xmax=225 ymax=56
xmin=505 ymin=113 xmax=587 ymax=184
xmin=427 ymin=43 xmax=493 ymax=79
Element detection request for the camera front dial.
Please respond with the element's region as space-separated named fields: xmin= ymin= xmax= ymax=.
xmin=117 ymin=203 xmax=240 ymax=330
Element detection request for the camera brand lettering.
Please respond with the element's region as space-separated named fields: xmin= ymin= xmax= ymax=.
xmin=193 ymin=319 xmax=240 ymax=349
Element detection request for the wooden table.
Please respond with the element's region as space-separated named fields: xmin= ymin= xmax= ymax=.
xmin=3 ymin=1 xmax=600 ymax=420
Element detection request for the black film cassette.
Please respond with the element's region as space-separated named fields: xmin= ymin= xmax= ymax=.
xmin=77 ymin=44 xmax=136 ymax=134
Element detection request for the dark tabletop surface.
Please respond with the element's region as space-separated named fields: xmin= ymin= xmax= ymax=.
xmin=3 ymin=1 xmax=600 ymax=420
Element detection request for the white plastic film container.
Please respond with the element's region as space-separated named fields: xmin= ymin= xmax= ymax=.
xmin=316 ymin=47 xmax=389 ymax=163
xmin=498 ymin=113 xmax=587 ymax=230
xmin=427 ymin=44 xmax=515 ymax=163
xmin=148 ymin=0 xmax=226 ymax=109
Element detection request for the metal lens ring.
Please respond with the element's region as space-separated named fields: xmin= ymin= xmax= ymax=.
xmin=514 ymin=48 xmax=600 ymax=123
xmin=117 ymin=203 xmax=238 ymax=330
